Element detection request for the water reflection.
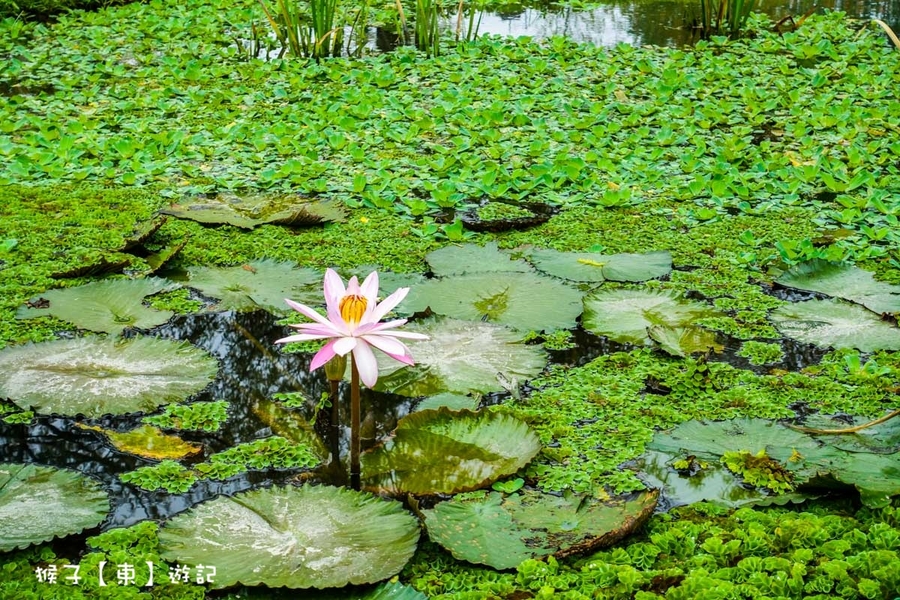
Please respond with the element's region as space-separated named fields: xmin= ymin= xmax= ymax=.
xmin=451 ymin=0 xmax=899 ymax=48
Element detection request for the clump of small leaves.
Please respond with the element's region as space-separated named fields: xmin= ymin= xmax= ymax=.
xmin=2 ymin=410 xmax=33 ymax=425
xmin=145 ymin=287 xmax=205 ymax=314
xmin=475 ymin=202 xmax=535 ymax=221
xmin=522 ymin=329 xmax=576 ymax=350
xmin=737 ymin=341 xmax=784 ymax=366
xmin=271 ymin=391 xmax=309 ymax=409
xmin=143 ymin=400 xmax=229 ymax=432
xmin=722 ymin=449 xmax=795 ymax=494
xmin=197 ymin=436 xmax=321 ymax=479
xmin=120 ymin=460 xmax=197 ymax=493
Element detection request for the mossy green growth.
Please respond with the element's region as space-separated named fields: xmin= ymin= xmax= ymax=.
xmin=737 ymin=341 xmax=785 ymax=366
xmin=143 ymin=400 xmax=229 ymax=432
xmin=721 ymin=449 xmax=795 ymax=494
xmin=145 ymin=288 xmax=204 ymax=315
xmin=2 ymin=410 xmax=33 ymax=424
xmin=120 ymin=460 xmax=197 ymax=494
xmin=523 ymin=329 xmax=576 ymax=350
xmin=475 ymin=202 xmax=535 ymax=221
xmin=194 ymin=436 xmax=321 ymax=481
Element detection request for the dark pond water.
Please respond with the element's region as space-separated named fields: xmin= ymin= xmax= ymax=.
xmin=456 ymin=0 xmax=900 ymax=47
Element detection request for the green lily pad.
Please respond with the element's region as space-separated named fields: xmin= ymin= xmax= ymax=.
xmin=769 ymin=299 xmax=900 ymax=351
xmin=648 ymin=325 xmax=723 ymax=357
xmin=161 ymin=193 xmax=346 ymax=230
xmin=16 ymin=278 xmax=176 ymax=335
xmin=415 ymin=393 xmax=479 ymax=412
xmin=776 ymin=259 xmax=900 ymax=314
xmin=251 ymin=396 xmax=330 ymax=460
xmin=529 ymin=249 xmax=672 ymax=283
xmin=186 ymin=260 xmax=322 ymax=313
xmin=425 ymin=242 xmax=532 ymax=276
xmin=423 ymin=489 xmax=658 ymax=569
xmin=405 ymin=271 xmax=583 ymax=331
xmin=77 ymin=423 xmax=202 ymax=460
xmin=0 ymin=337 xmax=218 ymax=417
xmin=373 ymin=317 xmax=547 ymax=397
xmin=361 ymin=408 xmax=541 ymax=495
xmin=158 ymin=485 xmax=419 ymax=589
xmin=582 ymin=289 xmax=720 ymax=344
xmin=0 ymin=463 xmax=110 ymax=552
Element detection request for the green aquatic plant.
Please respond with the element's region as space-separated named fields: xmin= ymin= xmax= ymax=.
xmin=257 ymin=0 xmax=343 ymax=59
xmin=143 ymin=400 xmax=229 ymax=432
xmin=737 ymin=341 xmax=784 ymax=366
xmin=198 ymin=435 xmax=322 ymax=476
xmin=696 ymin=0 xmax=757 ymax=38
xmin=120 ymin=460 xmax=198 ymax=494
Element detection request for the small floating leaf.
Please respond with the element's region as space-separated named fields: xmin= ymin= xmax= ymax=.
xmin=769 ymin=299 xmax=900 ymax=351
xmin=158 ymin=485 xmax=419 ymax=589
xmin=373 ymin=317 xmax=547 ymax=397
xmin=583 ymin=289 xmax=720 ymax=344
xmin=530 ymin=249 xmax=672 ymax=283
xmin=0 ymin=337 xmax=218 ymax=417
xmin=186 ymin=260 xmax=322 ymax=313
xmin=405 ymin=271 xmax=583 ymax=331
xmin=0 ymin=463 xmax=109 ymax=552
xmin=17 ymin=278 xmax=176 ymax=335
xmin=78 ymin=423 xmax=201 ymax=460
xmin=423 ymin=489 xmax=657 ymax=569
xmin=361 ymin=408 xmax=541 ymax=495
xmin=425 ymin=242 xmax=531 ymax=276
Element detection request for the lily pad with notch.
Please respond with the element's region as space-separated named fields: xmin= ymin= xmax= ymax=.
xmin=361 ymin=407 xmax=541 ymax=495
xmin=425 ymin=242 xmax=532 ymax=276
xmin=0 ymin=463 xmax=110 ymax=552
xmin=583 ymin=289 xmax=721 ymax=345
xmin=186 ymin=260 xmax=323 ymax=313
xmin=422 ymin=489 xmax=658 ymax=569
xmin=459 ymin=201 xmax=554 ymax=233
xmin=404 ymin=271 xmax=583 ymax=332
xmin=529 ymin=249 xmax=672 ymax=283
xmin=158 ymin=485 xmax=419 ymax=589
xmin=769 ymin=298 xmax=900 ymax=351
xmin=0 ymin=337 xmax=218 ymax=417
xmin=16 ymin=278 xmax=177 ymax=335
xmin=372 ymin=317 xmax=547 ymax=397
xmin=775 ymin=259 xmax=900 ymax=315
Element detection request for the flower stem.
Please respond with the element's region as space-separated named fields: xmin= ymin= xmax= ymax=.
xmin=329 ymin=379 xmax=340 ymax=466
xmin=350 ymin=355 xmax=361 ymax=491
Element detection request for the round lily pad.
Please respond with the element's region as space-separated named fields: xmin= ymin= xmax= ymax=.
xmin=529 ymin=249 xmax=672 ymax=283
xmin=158 ymin=485 xmax=419 ymax=589
xmin=769 ymin=299 xmax=900 ymax=351
xmin=372 ymin=317 xmax=547 ymax=397
xmin=0 ymin=337 xmax=218 ymax=417
xmin=186 ymin=260 xmax=323 ymax=313
xmin=423 ymin=489 xmax=658 ymax=569
xmin=425 ymin=242 xmax=532 ymax=276
xmin=361 ymin=407 xmax=541 ymax=495
xmin=776 ymin=259 xmax=900 ymax=315
xmin=0 ymin=463 xmax=110 ymax=552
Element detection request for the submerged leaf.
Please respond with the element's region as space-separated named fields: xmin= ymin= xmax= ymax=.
xmin=251 ymin=397 xmax=330 ymax=460
xmin=423 ymin=489 xmax=657 ymax=569
xmin=0 ymin=463 xmax=109 ymax=552
xmin=0 ymin=337 xmax=218 ymax=417
xmin=769 ymin=299 xmax=900 ymax=351
xmin=372 ymin=317 xmax=547 ymax=397
xmin=16 ymin=278 xmax=176 ymax=334
xmin=362 ymin=408 xmax=541 ymax=495
xmin=405 ymin=271 xmax=583 ymax=331
xmin=648 ymin=325 xmax=722 ymax=357
xmin=530 ymin=249 xmax=672 ymax=283
xmin=415 ymin=393 xmax=479 ymax=412
xmin=78 ymin=424 xmax=201 ymax=460
xmin=186 ymin=260 xmax=322 ymax=313
xmin=583 ymin=289 xmax=720 ymax=344
xmin=161 ymin=193 xmax=346 ymax=229
xmin=158 ymin=485 xmax=419 ymax=589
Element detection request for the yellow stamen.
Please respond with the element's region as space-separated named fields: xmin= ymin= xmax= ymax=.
xmin=340 ymin=295 xmax=367 ymax=325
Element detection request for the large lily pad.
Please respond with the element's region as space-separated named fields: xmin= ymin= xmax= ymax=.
xmin=769 ymin=299 xmax=900 ymax=351
xmin=529 ymin=249 xmax=672 ymax=283
xmin=158 ymin=485 xmax=419 ymax=589
xmin=77 ymin=424 xmax=201 ymax=460
xmin=776 ymin=259 xmax=900 ymax=315
xmin=361 ymin=408 xmax=541 ymax=495
xmin=186 ymin=260 xmax=322 ymax=313
xmin=0 ymin=337 xmax=218 ymax=417
xmin=425 ymin=242 xmax=531 ymax=276
xmin=646 ymin=418 xmax=900 ymax=507
xmin=582 ymin=289 xmax=720 ymax=344
xmin=0 ymin=463 xmax=110 ymax=552
xmin=161 ymin=193 xmax=347 ymax=229
xmin=423 ymin=489 xmax=657 ymax=569
xmin=16 ymin=278 xmax=176 ymax=335
xmin=372 ymin=317 xmax=547 ymax=397
xmin=404 ymin=271 xmax=583 ymax=332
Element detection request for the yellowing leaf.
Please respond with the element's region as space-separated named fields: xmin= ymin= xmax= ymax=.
xmin=79 ymin=424 xmax=201 ymax=460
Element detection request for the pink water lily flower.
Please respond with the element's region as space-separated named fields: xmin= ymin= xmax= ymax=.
xmin=275 ymin=269 xmax=428 ymax=387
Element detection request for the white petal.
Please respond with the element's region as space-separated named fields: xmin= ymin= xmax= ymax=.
xmin=370 ymin=287 xmax=409 ymax=322
xmin=352 ymin=341 xmax=379 ymax=387
xmin=333 ymin=336 xmax=357 ymax=356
